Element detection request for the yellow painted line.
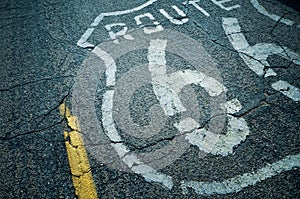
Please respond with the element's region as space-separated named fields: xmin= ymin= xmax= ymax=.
xmin=59 ymin=103 xmax=98 ymax=199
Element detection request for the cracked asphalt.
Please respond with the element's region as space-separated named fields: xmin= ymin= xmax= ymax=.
xmin=1 ymin=0 xmax=299 ymax=198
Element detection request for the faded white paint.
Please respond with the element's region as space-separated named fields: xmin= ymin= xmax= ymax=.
xmin=122 ymin=154 xmax=142 ymax=168
xmin=92 ymin=41 xmax=174 ymax=189
xmin=93 ymin=46 xmax=116 ymax=86
xmin=112 ymin=143 xmax=129 ymax=158
xmin=77 ymin=27 xmax=95 ymax=48
xmin=183 ymin=0 xmax=210 ymax=17
xmin=222 ymin=17 xmax=275 ymax=76
xmin=111 ymin=143 xmax=174 ymax=189
xmin=131 ymin=164 xmax=173 ymax=189
xmin=147 ymin=39 xmax=249 ymax=156
xmin=147 ymin=39 xmax=228 ymax=117
xmin=181 ymin=153 xmax=300 ymax=195
xmin=77 ymin=0 xmax=244 ymax=48
xmin=91 ymin=0 xmax=159 ymax=27
xmin=148 ymin=39 xmax=187 ymax=116
xmin=77 ymin=0 xmax=158 ymax=48
xmin=102 ymin=90 xmax=122 ymax=142
xmin=175 ymin=117 xmax=200 ymax=133
xmin=211 ymin=0 xmax=240 ymax=11
xmin=250 ymin=0 xmax=295 ymax=26
xmin=166 ymin=70 xmax=226 ymax=97
xmin=102 ymin=90 xmax=174 ymax=189
xmin=186 ymin=115 xmax=249 ymax=156
xmin=134 ymin=13 xmax=164 ymax=34
xmin=159 ymin=5 xmax=189 ymax=25
xmin=105 ymin=23 xmax=128 ymax=40
xmin=222 ymin=18 xmax=300 ymax=77
xmin=77 ymin=1 xmax=300 ymax=192
xmin=104 ymin=23 xmax=134 ymax=43
xmin=272 ymin=80 xmax=300 ymax=102
xmin=199 ymin=76 xmax=228 ymax=96
xmin=222 ymin=17 xmax=300 ymax=102
xmin=147 ymin=39 xmax=168 ymax=75
xmin=221 ymin=98 xmax=243 ymax=114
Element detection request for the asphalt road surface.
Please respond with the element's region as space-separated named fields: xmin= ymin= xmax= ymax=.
xmin=1 ymin=0 xmax=299 ymax=198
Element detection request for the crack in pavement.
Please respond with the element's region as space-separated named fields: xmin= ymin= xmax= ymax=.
xmin=59 ymin=102 xmax=98 ymax=199
xmin=0 ymin=116 xmax=64 ymax=141
xmin=0 ymin=75 xmax=74 ymax=92
xmin=270 ymin=13 xmax=287 ymax=35
xmin=0 ymin=88 xmax=70 ymax=140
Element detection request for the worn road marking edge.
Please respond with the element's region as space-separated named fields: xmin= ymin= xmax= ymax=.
xmin=250 ymin=0 xmax=297 ymax=27
xmin=78 ymin=0 xmax=159 ymax=48
xmin=59 ymin=103 xmax=98 ymax=199
xmin=222 ymin=17 xmax=300 ymax=102
xmin=181 ymin=153 xmax=300 ymax=195
xmin=91 ymin=0 xmax=159 ymax=27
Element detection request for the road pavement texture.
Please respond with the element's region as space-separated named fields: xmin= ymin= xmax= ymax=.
xmin=0 ymin=0 xmax=299 ymax=198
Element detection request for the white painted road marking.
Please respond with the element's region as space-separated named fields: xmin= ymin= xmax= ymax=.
xmin=93 ymin=46 xmax=116 ymax=86
xmin=250 ymin=0 xmax=298 ymax=27
xmin=90 ymin=34 xmax=251 ymax=189
xmin=95 ymin=42 xmax=174 ymax=188
xmin=222 ymin=17 xmax=300 ymax=102
xmin=183 ymin=0 xmax=210 ymax=17
xmin=102 ymin=90 xmax=122 ymax=142
xmin=77 ymin=0 xmax=158 ymax=48
xmin=148 ymin=39 xmax=249 ymax=156
xmin=92 ymin=0 xmax=158 ymax=27
xmin=104 ymin=23 xmax=134 ymax=44
xmin=148 ymin=39 xmax=186 ymax=116
xmin=134 ymin=13 xmax=164 ymax=34
xmin=77 ymin=0 xmax=243 ymax=48
xmin=272 ymin=80 xmax=300 ymax=102
xmin=181 ymin=153 xmax=300 ymax=195
xmin=78 ymin=0 xmax=300 ymax=50
xmin=211 ymin=0 xmax=240 ymax=11
xmin=185 ymin=99 xmax=249 ymax=156
xmin=159 ymin=5 xmax=189 ymax=25
xmin=74 ymin=0 xmax=300 ymax=196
